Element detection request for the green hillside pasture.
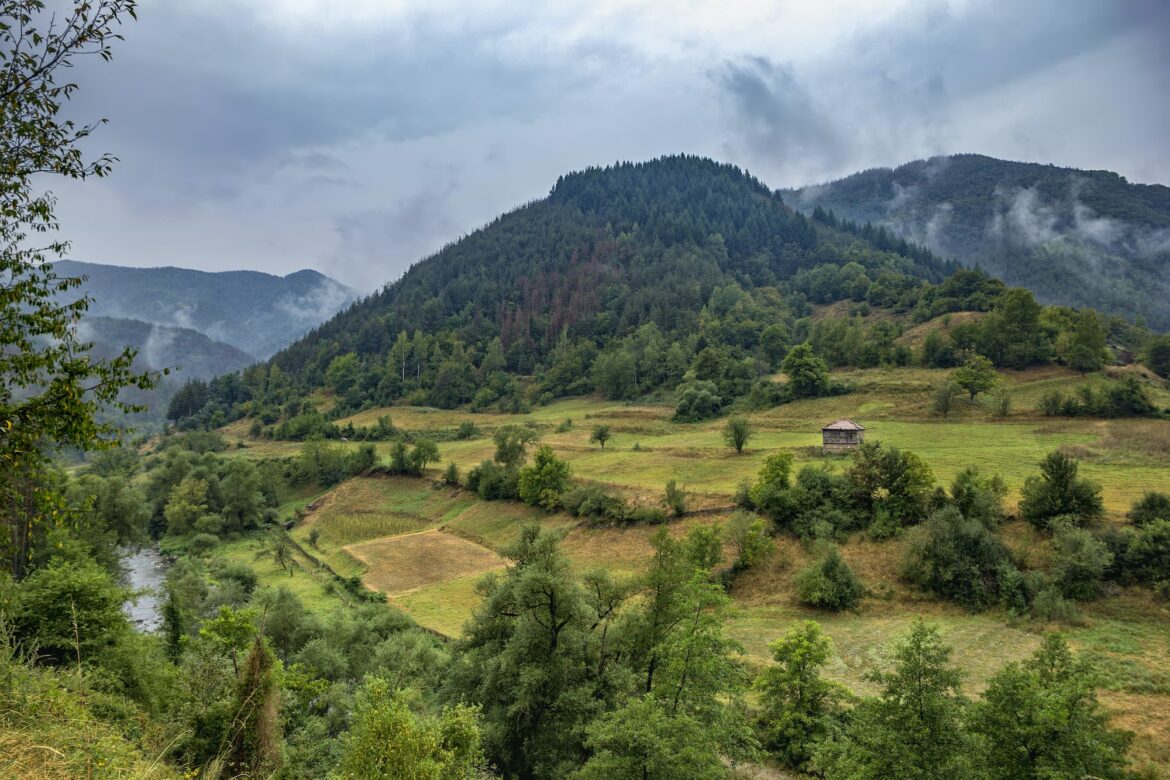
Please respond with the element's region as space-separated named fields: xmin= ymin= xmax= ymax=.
xmin=283 ymin=472 xmax=1170 ymax=768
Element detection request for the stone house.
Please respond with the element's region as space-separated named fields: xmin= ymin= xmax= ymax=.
xmin=821 ymin=418 xmax=865 ymax=453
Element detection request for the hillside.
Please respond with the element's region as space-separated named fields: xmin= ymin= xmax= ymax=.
xmin=209 ymin=358 xmax=1170 ymax=769
xmin=56 ymin=260 xmax=355 ymax=359
xmin=262 ymin=156 xmax=952 ymax=394
xmin=81 ymin=316 xmax=256 ymax=380
xmin=783 ymin=154 xmax=1170 ymax=328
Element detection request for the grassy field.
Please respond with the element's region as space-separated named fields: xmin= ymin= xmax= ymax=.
xmin=226 ymin=364 xmax=1170 ymax=771
xmin=346 ymin=529 xmax=505 ymax=596
xmin=281 ymin=473 xmax=1170 ymax=771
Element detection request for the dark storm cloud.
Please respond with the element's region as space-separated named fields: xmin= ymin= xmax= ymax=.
xmin=713 ymin=57 xmax=846 ymax=172
xmin=49 ymin=0 xmax=1170 ymax=290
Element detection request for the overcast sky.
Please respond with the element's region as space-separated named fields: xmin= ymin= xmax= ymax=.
xmin=52 ymin=0 xmax=1170 ymax=291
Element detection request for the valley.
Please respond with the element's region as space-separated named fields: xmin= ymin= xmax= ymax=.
xmin=203 ymin=361 xmax=1170 ymax=770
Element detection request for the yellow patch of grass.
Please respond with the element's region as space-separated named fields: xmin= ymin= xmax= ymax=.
xmin=393 ymin=573 xmax=489 ymax=638
xmin=346 ymin=529 xmax=505 ymax=597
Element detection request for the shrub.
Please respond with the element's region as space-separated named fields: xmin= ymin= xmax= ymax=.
xmin=455 ymin=421 xmax=479 ymax=440
xmin=442 ymin=462 xmax=460 ymax=487
xmin=562 ymin=485 xmax=627 ymax=522
xmin=212 ymin=561 xmax=259 ymax=596
xmin=188 ymin=533 xmax=220 ymax=556
xmin=1110 ymin=519 xmax=1170 ymax=585
xmin=625 ymin=505 xmax=667 ymax=525
xmin=932 ymin=382 xmax=958 ymax=416
xmin=14 ymin=558 xmax=129 ymax=664
xmin=517 ymin=446 xmax=571 ymax=510
xmin=663 ymin=480 xmax=687 ymax=518
xmin=847 ymin=441 xmax=935 ymax=528
xmin=1127 ymin=491 xmax=1170 ymax=526
xmin=722 ymin=416 xmax=753 ymax=453
xmin=1048 ymin=521 xmax=1112 ymax=601
xmin=726 ymin=512 xmax=774 ymax=571
xmin=795 ymin=545 xmax=863 ymax=611
xmin=673 ymin=380 xmax=723 ymax=422
xmin=750 ymin=451 xmax=795 ymax=521
xmin=901 ymin=507 xmax=1013 ymax=609
xmin=492 ymin=425 xmax=538 ymax=469
xmin=466 ymin=460 xmax=519 ymax=500
xmin=949 ymin=466 xmax=1007 ymax=526
xmin=991 ymin=389 xmax=1012 ymax=417
xmin=1030 ymin=586 xmax=1082 ymax=624
xmin=788 ymin=466 xmax=863 ymax=538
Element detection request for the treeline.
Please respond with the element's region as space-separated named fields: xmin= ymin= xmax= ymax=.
xmin=168 ymin=260 xmax=1165 ymax=437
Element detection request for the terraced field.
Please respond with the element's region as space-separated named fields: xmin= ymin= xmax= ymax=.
xmin=346 ymin=529 xmax=506 ymax=596
xmin=233 ymin=364 xmax=1170 ymax=769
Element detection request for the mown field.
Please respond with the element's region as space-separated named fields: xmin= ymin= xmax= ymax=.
xmin=226 ymin=365 xmax=1170 ymax=771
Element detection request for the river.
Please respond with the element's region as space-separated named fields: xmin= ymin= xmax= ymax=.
xmin=122 ymin=546 xmax=169 ymax=632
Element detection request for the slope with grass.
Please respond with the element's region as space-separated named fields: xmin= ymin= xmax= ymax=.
xmin=239 ymin=357 xmax=1170 ymax=769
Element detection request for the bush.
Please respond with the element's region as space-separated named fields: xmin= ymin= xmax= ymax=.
xmin=562 ymin=485 xmax=627 ymax=522
xmin=442 ymin=462 xmax=460 ymax=487
xmin=517 ymin=446 xmax=571 ymax=510
xmin=466 ymin=460 xmax=519 ymax=500
xmin=187 ymin=533 xmax=220 ymax=556
xmin=726 ymin=512 xmax=774 ymax=571
xmin=625 ymin=505 xmax=667 ymax=525
xmin=846 ymin=441 xmax=935 ymax=528
xmin=901 ymin=507 xmax=1013 ymax=609
xmin=1109 ymin=520 xmax=1170 ymax=585
xmin=795 ymin=545 xmax=863 ymax=611
xmin=949 ymin=466 xmax=1007 ymax=526
xmin=722 ymin=416 xmax=753 ymax=453
xmin=14 ymin=558 xmax=129 ymax=664
xmin=663 ymin=480 xmax=687 ymax=517
xmin=1127 ymin=491 xmax=1170 ymax=526
xmin=455 ymin=421 xmax=480 ymax=440
xmin=212 ymin=561 xmax=259 ymax=596
xmin=673 ymin=380 xmax=723 ymax=422
xmin=1030 ymin=586 xmax=1082 ymax=624
xmin=1048 ymin=521 xmax=1112 ymax=601
xmin=788 ymin=466 xmax=863 ymax=538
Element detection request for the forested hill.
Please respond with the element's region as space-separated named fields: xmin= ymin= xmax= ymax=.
xmin=82 ymin=316 xmax=256 ymax=379
xmin=55 ymin=260 xmax=355 ymax=359
xmin=266 ymin=156 xmax=952 ymax=385
xmin=784 ymin=154 xmax=1170 ymax=328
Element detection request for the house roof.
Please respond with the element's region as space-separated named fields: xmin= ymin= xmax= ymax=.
xmin=822 ymin=418 xmax=865 ymax=431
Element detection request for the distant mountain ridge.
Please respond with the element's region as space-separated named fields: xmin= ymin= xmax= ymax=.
xmin=783 ymin=154 xmax=1170 ymax=328
xmin=80 ymin=316 xmax=256 ymax=380
xmin=56 ymin=260 xmax=356 ymax=359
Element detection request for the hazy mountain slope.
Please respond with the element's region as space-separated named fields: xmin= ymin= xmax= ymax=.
xmin=56 ymin=260 xmax=356 ymax=358
xmin=783 ymin=154 xmax=1170 ymax=328
xmin=80 ymin=316 xmax=256 ymax=379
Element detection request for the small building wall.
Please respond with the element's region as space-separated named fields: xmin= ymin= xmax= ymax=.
xmin=822 ymin=429 xmax=863 ymax=453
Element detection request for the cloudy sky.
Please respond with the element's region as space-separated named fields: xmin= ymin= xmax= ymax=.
xmin=53 ymin=0 xmax=1170 ymax=291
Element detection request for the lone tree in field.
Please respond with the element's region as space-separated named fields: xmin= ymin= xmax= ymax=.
xmin=950 ymin=354 xmax=998 ymax=401
xmin=1 ymin=0 xmax=155 ymax=579
xmin=255 ymin=530 xmax=294 ymax=575
xmin=722 ymin=416 xmax=753 ymax=454
xmin=590 ymin=423 xmax=612 ymax=449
